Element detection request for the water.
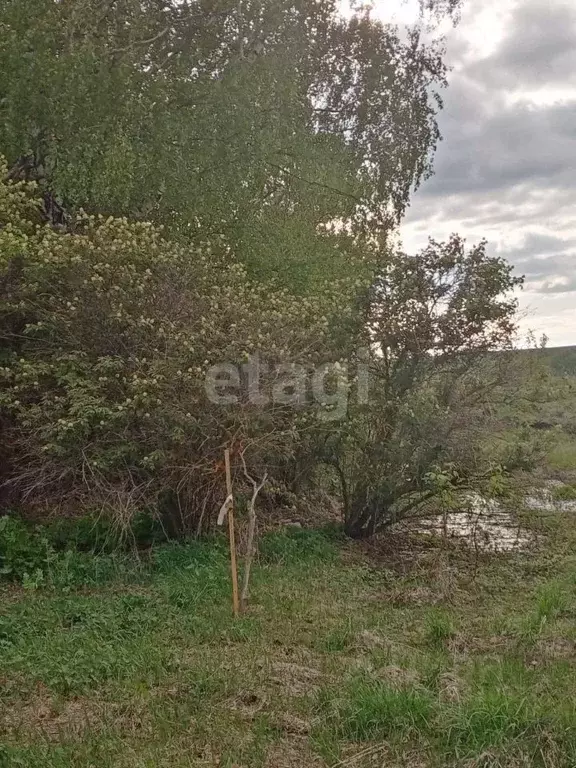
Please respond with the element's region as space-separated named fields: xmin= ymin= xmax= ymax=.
xmin=524 ymin=481 xmax=576 ymax=514
xmin=414 ymin=493 xmax=533 ymax=552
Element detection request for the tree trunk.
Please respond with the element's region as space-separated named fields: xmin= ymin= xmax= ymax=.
xmin=344 ymin=494 xmax=381 ymax=539
xmin=345 ymin=489 xmax=398 ymax=539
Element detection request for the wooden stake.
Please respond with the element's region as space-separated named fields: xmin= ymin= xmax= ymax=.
xmin=224 ymin=448 xmax=240 ymax=618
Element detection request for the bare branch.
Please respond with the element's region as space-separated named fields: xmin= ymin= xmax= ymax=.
xmin=240 ymin=450 xmax=267 ymax=611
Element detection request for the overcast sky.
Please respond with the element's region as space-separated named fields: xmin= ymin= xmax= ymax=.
xmin=376 ymin=0 xmax=576 ymax=347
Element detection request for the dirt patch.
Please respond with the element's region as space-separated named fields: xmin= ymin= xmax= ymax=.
xmin=388 ymin=585 xmax=439 ymax=607
xmin=273 ymin=712 xmax=312 ymax=735
xmin=224 ymin=690 xmax=268 ymax=720
xmin=376 ymin=665 xmax=420 ymax=690
xmin=437 ymin=670 xmax=467 ymax=704
xmin=264 ymin=736 xmax=324 ymax=768
xmin=535 ymin=637 xmax=576 ymax=660
xmin=269 ymin=661 xmax=322 ymax=697
xmin=1 ymin=687 xmax=100 ymax=740
xmin=334 ymin=743 xmax=431 ymax=767
xmin=356 ymin=629 xmax=389 ymax=650
xmin=0 ymin=685 xmax=154 ymax=742
xmin=343 ymin=531 xmax=439 ymax=574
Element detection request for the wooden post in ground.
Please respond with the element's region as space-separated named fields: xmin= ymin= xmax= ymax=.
xmin=224 ymin=448 xmax=240 ymax=618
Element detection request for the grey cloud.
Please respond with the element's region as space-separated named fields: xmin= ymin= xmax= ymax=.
xmin=467 ymin=0 xmax=576 ymax=89
xmin=514 ymin=252 xmax=574 ymax=280
xmin=538 ymin=273 xmax=576 ymax=293
xmin=403 ymin=0 xmax=576 ymax=319
xmin=498 ymin=232 xmax=572 ymax=262
xmin=496 ymin=232 xmax=576 ymax=291
xmin=421 ymin=95 xmax=576 ymax=198
xmin=413 ymin=0 xmax=576 ymax=204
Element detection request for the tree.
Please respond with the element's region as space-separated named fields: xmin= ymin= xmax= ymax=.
xmin=328 ymin=235 xmax=524 ymax=538
xmin=0 ymin=0 xmax=453 ymax=289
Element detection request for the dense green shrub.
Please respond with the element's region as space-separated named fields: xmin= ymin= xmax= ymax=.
xmin=0 ymin=167 xmax=354 ymax=532
xmin=0 ymin=514 xmax=145 ymax=587
xmin=0 ymin=515 xmax=49 ymax=582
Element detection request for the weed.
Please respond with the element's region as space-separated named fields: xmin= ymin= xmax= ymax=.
xmin=2 ymin=521 xmax=576 ymax=767
xmin=513 ymin=581 xmax=570 ymax=644
xmin=548 ymin=439 xmax=576 ymax=471
xmin=443 ymin=690 xmax=541 ymax=755
xmin=0 ymin=516 xmax=51 ymax=583
xmin=535 ymin=581 xmax=568 ymax=623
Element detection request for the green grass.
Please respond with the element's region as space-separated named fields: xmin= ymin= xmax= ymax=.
xmin=331 ymin=676 xmax=434 ymax=741
xmin=548 ymin=437 xmax=576 ymax=473
xmin=2 ymin=520 xmax=576 ymax=767
xmin=424 ymin=610 xmax=456 ymax=649
xmin=551 ymin=484 xmax=576 ymax=501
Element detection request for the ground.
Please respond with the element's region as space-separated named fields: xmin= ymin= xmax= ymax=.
xmin=1 ymin=459 xmax=576 ymax=768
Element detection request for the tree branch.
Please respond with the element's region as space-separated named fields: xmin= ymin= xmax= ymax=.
xmin=239 ymin=450 xmax=267 ymax=611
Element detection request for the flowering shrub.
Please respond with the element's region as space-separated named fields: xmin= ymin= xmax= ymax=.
xmin=0 ymin=163 xmax=353 ymax=532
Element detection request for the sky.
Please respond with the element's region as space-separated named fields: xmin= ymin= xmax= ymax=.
xmin=375 ymin=0 xmax=576 ymax=347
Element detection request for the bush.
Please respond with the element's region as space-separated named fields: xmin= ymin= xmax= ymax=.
xmin=328 ymin=237 xmax=527 ymax=538
xmin=0 ymin=165 xmax=352 ymax=533
xmin=0 ymin=515 xmax=49 ymax=582
xmin=0 ymin=514 xmax=143 ymax=587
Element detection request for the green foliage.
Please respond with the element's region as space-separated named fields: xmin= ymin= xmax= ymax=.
xmin=0 ymin=0 xmax=452 ymax=292
xmin=513 ymin=581 xmax=571 ymax=645
xmin=424 ymin=610 xmax=456 ymax=649
xmin=0 ymin=515 xmax=144 ymax=588
xmin=0 ymin=0 xmax=527 ymax=547
xmin=151 ymin=537 xmax=229 ymax=576
xmin=44 ymin=511 xmax=166 ymax=553
xmin=258 ymin=527 xmax=338 ymax=565
xmin=552 ymin=484 xmax=576 ymax=501
xmin=534 ymin=582 xmax=569 ymax=625
xmin=1 ymin=508 xmax=576 ymax=766
xmin=331 ymin=236 xmax=525 ymax=537
xmin=0 ymin=515 xmax=49 ymax=582
xmin=0 ymin=168 xmax=354 ymax=530
xmin=548 ymin=439 xmax=576 ymax=471
xmin=444 ymin=690 xmax=540 ymax=754
xmin=317 ymin=622 xmax=355 ymax=653
xmin=534 ymin=345 xmax=576 ymax=376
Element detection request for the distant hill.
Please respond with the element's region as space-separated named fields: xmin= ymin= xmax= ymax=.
xmin=521 ymin=346 xmax=576 ymax=376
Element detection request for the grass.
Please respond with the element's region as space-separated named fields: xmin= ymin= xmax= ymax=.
xmin=424 ymin=610 xmax=456 ymax=649
xmin=548 ymin=437 xmax=576 ymax=473
xmin=551 ymin=484 xmax=576 ymax=501
xmin=330 ymin=676 xmax=434 ymax=741
xmin=2 ymin=509 xmax=576 ymax=767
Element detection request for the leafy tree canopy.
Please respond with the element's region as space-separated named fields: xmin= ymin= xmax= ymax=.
xmin=0 ymin=0 xmax=455 ymax=286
